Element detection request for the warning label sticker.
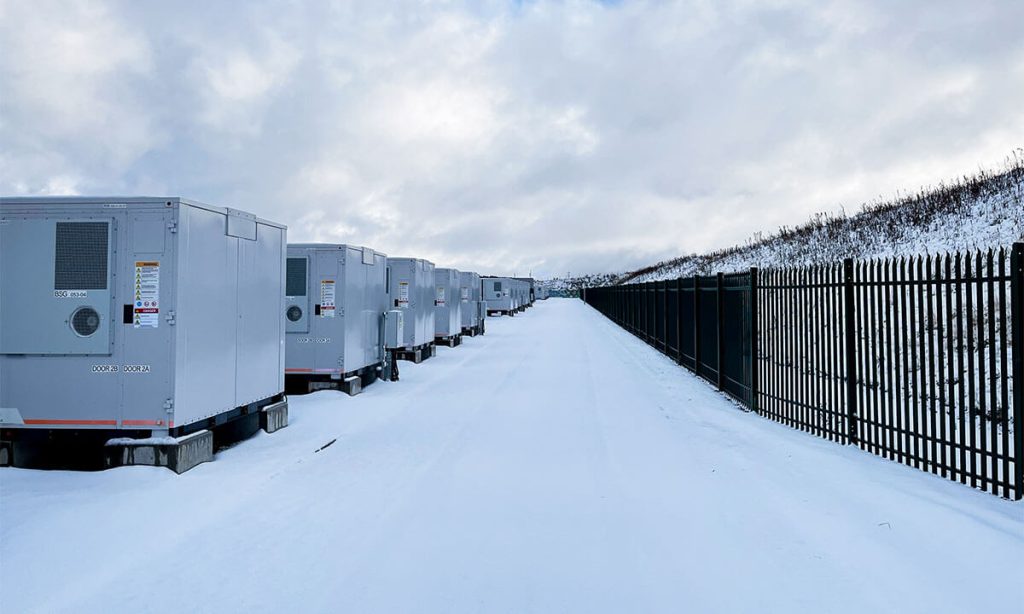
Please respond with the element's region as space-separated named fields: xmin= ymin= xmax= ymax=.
xmin=321 ymin=280 xmax=336 ymax=317
xmin=460 ymin=287 xmax=469 ymax=301
xmin=133 ymin=261 xmax=159 ymax=328
xmin=398 ymin=282 xmax=410 ymax=307
xmin=436 ymin=286 xmax=446 ymax=306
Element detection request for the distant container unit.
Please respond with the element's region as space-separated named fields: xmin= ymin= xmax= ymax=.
xmin=388 ymin=257 xmax=436 ymax=363
xmin=434 ymin=267 xmax=462 ymax=347
xmin=284 ymin=244 xmax=389 ymax=396
xmin=483 ymin=277 xmax=516 ymax=316
xmin=513 ymin=277 xmax=536 ymax=309
xmin=459 ymin=271 xmax=486 ymax=336
xmin=0 ymin=197 xmax=288 ymax=473
xmin=508 ymin=278 xmax=526 ymax=312
xmin=535 ymin=286 xmax=549 ymax=300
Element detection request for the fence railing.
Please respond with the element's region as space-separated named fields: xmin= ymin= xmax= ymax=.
xmin=592 ymin=274 xmax=755 ymax=407
xmin=582 ymin=243 xmax=1023 ymax=500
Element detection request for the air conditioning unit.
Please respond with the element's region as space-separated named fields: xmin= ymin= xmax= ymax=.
xmin=0 ymin=196 xmax=288 ymax=471
xmin=284 ymin=244 xmax=388 ymax=395
xmin=383 ymin=309 xmax=404 ymax=349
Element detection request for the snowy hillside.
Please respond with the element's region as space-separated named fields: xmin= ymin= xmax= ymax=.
xmin=538 ymin=274 xmax=618 ymax=298
xmin=559 ymin=153 xmax=1023 ymax=288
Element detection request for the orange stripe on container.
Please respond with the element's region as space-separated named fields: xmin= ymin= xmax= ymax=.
xmin=122 ymin=419 xmax=166 ymax=426
xmin=23 ymin=419 xmax=118 ymax=426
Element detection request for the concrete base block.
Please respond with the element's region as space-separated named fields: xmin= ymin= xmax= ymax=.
xmin=260 ymin=400 xmax=289 ymax=433
xmin=397 ymin=348 xmax=423 ymax=363
xmin=309 ymin=381 xmax=337 ymax=392
xmin=343 ymin=375 xmax=362 ymax=397
xmin=104 ymin=430 xmax=213 ymax=474
xmin=435 ymin=335 xmax=459 ymax=348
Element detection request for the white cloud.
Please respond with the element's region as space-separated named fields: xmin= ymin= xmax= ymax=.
xmin=2 ymin=0 xmax=1021 ymax=277
xmin=189 ymin=33 xmax=301 ymax=137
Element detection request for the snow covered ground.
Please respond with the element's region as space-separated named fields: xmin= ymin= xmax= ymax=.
xmin=1 ymin=299 xmax=1021 ymax=613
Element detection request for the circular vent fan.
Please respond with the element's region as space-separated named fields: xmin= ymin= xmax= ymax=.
xmin=71 ymin=307 xmax=101 ymax=337
xmin=286 ymin=305 xmax=303 ymax=322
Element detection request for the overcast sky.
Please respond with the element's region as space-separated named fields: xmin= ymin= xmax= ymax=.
xmin=2 ymin=1 xmax=1022 ymax=278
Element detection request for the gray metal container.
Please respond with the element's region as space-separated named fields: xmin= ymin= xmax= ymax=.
xmin=0 ymin=196 xmax=286 ymax=433
xmin=459 ymin=271 xmax=483 ymax=329
xmin=387 ymin=257 xmax=435 ymax=348
xmin=434 ymin=267 xmax=462 ymax=338
xmin=483 ymin=277 xmax=514 ymax=313
xmin=514 ymin=277 xmax=535 ymax=306
xmin=510 ymin=279 xmax=523 ymax=310
xmin=285 ymin=244 xmax=388 ymax=380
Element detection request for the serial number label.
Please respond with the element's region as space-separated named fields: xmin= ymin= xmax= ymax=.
xmin=92 ymin=365 xmax=152 ymax=373
xmin=297 ymin=337 xmax=331 ymax=344
xmin=55 ymin=290 xmax=88 ymax=298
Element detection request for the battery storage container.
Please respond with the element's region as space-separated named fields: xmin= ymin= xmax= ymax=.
xmin=284 ymin=244 xmax=388 ymax=383
xmin=434 ymin=268 xmax=461 ymax=339
xmin=459 ymin=271 xmax=483 ymax=330
xmin=483 ymin=277 xmax=514 ymax=313
xmin=513 ymin=277 xmax=535 ymax=306
xmin=0 ymin=197 xmax=286 ymax=435
xmin=387 ymin=257 xmax=435 ymax=348
xmin=511 ymin=279 xmax=524 ymax=310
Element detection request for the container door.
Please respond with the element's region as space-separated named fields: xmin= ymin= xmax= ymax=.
xmin=0 ymin=217 xmax=115 ymax=355
xmin=285 ymin=256 xmax=310 ymax=334
xmin=315 ymin=256 xmax=341 ymax=372
xmin=119 ymin=211 xmax=174 ymax=429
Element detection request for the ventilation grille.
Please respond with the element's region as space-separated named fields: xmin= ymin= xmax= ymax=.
xmin=286 ymin=258 xmax=307 ymax=296
xmin=54 ymin=222 xmax=109 ymax=290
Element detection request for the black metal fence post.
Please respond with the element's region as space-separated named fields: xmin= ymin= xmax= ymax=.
xmin=750 ymin=267 xmax=759 ymax=412
xmin=661 ymin=281 xmax=668 ymax=353
xmin=843 ymin=258 xmax=858 ymax=444
xmin=1012 ymin=242 xmax=1023 ymax=500
xmin=717 ymin=272 xmax=724 ymax=391
xmin=676 ymin=277 xmax=684 ymax=364
xmin=693 ymin=275 xmax=701 ymax=373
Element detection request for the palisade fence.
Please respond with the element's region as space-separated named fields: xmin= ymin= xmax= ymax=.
xmin=582 ymin=243 xmax=1024 ymax=500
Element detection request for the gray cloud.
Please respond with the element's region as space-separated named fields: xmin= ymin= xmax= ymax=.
xmin=2 ymin=0 xmax=1022 ymax=278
